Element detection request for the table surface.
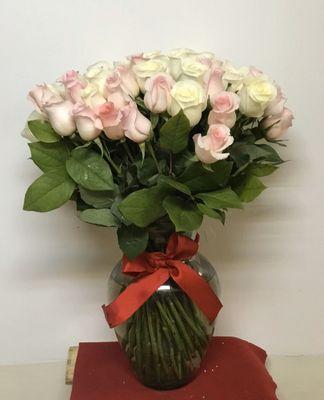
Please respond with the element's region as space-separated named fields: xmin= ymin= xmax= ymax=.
xmin=1 ymin=355 xmax=323 ymax=400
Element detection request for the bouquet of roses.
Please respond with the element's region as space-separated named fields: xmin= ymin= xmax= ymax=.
xmin=23 ymin=49 xmax=293 ymax=257
xmin=23 ymin=48 xmax=293 ymax=389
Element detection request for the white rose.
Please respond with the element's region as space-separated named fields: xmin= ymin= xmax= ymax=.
xmin=239 ymin=76 xmax=277 ymax=118
xmin=85 ymin=61 xmax=113 ymax=95
xmin=142 ymin=50 xmax=162 ymax=59
xmin=180 ymin=57 xmax=208 ymax=80
xmin=168 ymin=79 xmax=207 ymax=126
xmin=168 ymin=48 xmax=196 ymax=58
xmin=80 ymin=83 xmax=106 ymax=108
xmin=197 ymin=51 xmax=216 ymax=60
xmin=133 ymin=59 xmax=167 ymax=91
xmin=222 ymin=62 xmax=249 ymax=91
xmin=168 ymin=48 xmax=197 ymax=79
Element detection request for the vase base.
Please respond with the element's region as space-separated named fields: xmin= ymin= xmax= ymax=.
xmin=136 ymin=373 xmax=197 ymax=391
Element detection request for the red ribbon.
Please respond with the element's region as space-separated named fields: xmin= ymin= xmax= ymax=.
xmin=102 ymin=233 xmax=223 ymax=328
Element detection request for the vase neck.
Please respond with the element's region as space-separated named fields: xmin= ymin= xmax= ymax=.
xmin=146 ymin=216 xmax=194 ymax=253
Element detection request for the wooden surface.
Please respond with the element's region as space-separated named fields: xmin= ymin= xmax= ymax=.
xmin=66 ymin=347 xmax=79 ymax=385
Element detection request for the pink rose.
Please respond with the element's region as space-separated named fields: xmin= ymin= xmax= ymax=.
xmin=60 ymin=70 xmax=85 ymax=102
xmin=28 ymin=84 xmax=62 ymax=114
xmin=116 ymin=64 xmax=140 ymax=98
xmin=43 ymin=100 xmax=76 ymax=136
xmin=248 ymin=66 xmax=263 ymax=77
xmin=96 ymin=102 xmax=124 ymax=140
xmin=264 ymin=87 xmax=286 ymax=117
xmin=262 ymin=107 xmax=294 ymax=140
xmin=121 ymin=102 xmax=151 ymax=143
xmin=73 ymin=103 xmax=102 ymax=141
xmin=127 ymin=53 xmax=144 ymax=64
xmin=198 ymin=56 xmax=222 ymax=69
xmin=193 ymin=124 xmax=234 ymax=164
xmin=205 ymin=66 xmax=225 ymax=99
xmin=208 ymin=91 xmax=240 ymax=128
xmin=144 ymin=73 xmax=175 ymax=113
xmin=105 ymin=72 xmax=130 ymax=109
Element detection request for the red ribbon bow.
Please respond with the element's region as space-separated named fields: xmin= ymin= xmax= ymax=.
xmin=102 ymin=233 xmax=223 ymax=328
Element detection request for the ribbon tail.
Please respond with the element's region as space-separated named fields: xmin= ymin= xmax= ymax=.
xmin=103 ymin=268 xmax=170 ymax=328
xmin=172 ymin=261 xmax=223 ymax=323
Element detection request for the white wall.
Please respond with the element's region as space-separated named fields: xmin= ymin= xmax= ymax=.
xmin=0 ymin=0 xmax=323 ymax=365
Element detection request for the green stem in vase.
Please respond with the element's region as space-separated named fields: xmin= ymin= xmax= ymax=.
xmin=146 ymin=302 xmax=161 ymax=383
xmin=124 ymin=317 xmax=134 ymax=358
xmin=156 ymin=299 xmax=189 ymax=361
xmin=162 ymin=298 xmax=189 ymax=378
xmin=165 ymin=296 xmax=195 ymax=355
xmin=154 ymin=306 xmax=169 ymax=376
xmin=172 ymin=294 xmax=208 ymax=345
xmin=129 ymin=324 xmax=136 ymax=357
xmin=142 ymin=306 xmax=152 ymax=376
xmin=134 ymin=310 xmax=143 ymax=376
xmin=177 ymin=351 xmax=183 ymax=380
xmin=183 ymin=296 xmax=209 ymax=345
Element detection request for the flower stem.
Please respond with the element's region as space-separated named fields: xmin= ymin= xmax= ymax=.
xmin=165 ymin=296 xmax=195 ymax=355
xmin=122 ymin=141 xmax=135 ymax=163
xmin=121 ymin=290 xmax=211 ymax=388
xmin=147 ymin=141 xmax=162 ymax=174
xmin=102 ymin=142 xmax=122 ymax=175
xmin=172 ymin=293 xmax=207 ymax=344
xmin=146 ymin=302 xmax=161 ymax=382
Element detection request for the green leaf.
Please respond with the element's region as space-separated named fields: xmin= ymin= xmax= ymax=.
xmin=196 ymin=203 xmax=225 ymax=223
xmin=111 ymin=196 xmax=131 ymax=226
xmin=235 ymin=175 xmax=266 ymax=202
xmin=79 ymin=208 xmax=119 ymax=227
xmin=230 ymin=143 xmax=270 ymax=167
xmin=134 ymin=97 xmax=146 ymax=109
xmin=23 ymin=168 xmax=76 ymax=212
xmin=159 ymin=110 xmax=191 ymax=154
xmin=75 ymin=197 xmax=89 ymax=211
xmin=173 ymin=150 xmax=197 ymax=175
xmin=66 ymin=148 xmax=114 ymax=191
xmin=158 ymin=175 xmax=191 ymax=196
xmin=163 ymin=196 xmax=203 ymax=232
xmin=117 ymin=225 xmax=149 ymax=259
xmin=28 ymin=142 xmax=70 ymax=172
xmin=195 ymin=188 xmax=243 ymax=209
xmin=79 ymin=187 xmax=115 ymax=209
xmin=247 ymin=164 xmax=278 ymax=177
xmin=257 ymin=144 xmax=284 ymax=164
xmin=179 ymin=161 xmax=233 ymax=192
xmin=28 ymin=120 xmax=61 ymax=143
xmin=119 ymin=186 xmax=168 ymax=228
xmin=137 ymin=158 xmax=157 ymax=184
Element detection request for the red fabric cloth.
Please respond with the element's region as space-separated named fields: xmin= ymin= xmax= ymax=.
xmin=70 ymin=337 xmax=278 ymax=400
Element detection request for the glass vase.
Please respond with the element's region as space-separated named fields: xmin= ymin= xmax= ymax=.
xmin=107 ymin=225 xmax=220 ymax=390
